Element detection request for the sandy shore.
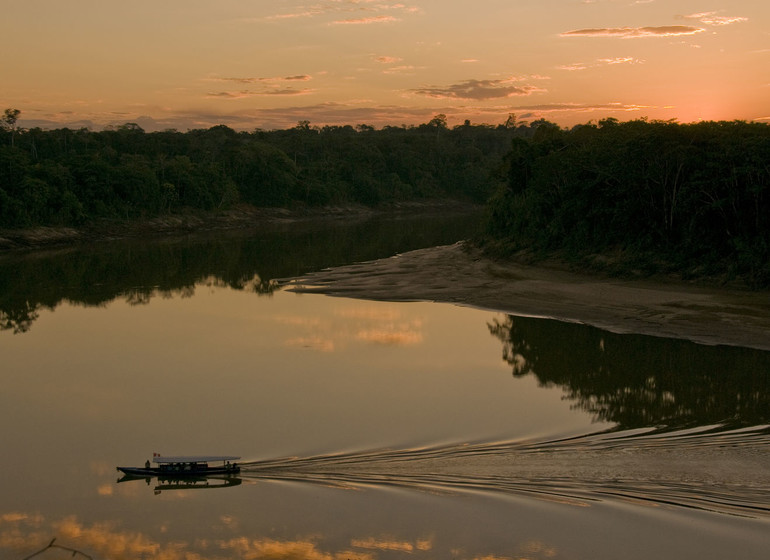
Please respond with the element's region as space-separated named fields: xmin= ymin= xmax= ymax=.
xmin=285 ymin=242 xmax=770 ymax=351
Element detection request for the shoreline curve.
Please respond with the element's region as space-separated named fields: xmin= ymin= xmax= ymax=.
xmin=284 ymin=242 xmax=770 ymax=352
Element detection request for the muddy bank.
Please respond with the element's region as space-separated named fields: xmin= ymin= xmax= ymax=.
xmin=284 ymin=242 xmax=770 ymax=351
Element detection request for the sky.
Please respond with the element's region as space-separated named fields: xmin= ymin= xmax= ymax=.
xmin=3 ymin=0 xmax=768 ymax=131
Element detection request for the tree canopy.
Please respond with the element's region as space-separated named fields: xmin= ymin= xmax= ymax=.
xmin=3 ymin=110 xmax=769 ymax=285
xmin=481 ymin=118 xmax=770 ymax=286
xmin=0 ymin=111 xmax=521 ymax=228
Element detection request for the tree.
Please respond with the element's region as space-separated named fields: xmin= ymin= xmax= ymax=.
xmin=2 ymin=108 xmax=21 ymax=147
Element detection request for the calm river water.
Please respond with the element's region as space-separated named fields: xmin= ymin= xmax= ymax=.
xmin=1 ymin=212 xmax=769 ymax=560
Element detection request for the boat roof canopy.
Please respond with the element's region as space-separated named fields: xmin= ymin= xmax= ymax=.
xmin=153 ymin=455 xmax=240 ymax=464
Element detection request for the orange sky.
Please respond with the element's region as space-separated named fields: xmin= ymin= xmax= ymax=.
xmin=3 ymin=1 xmax=768 ymax=131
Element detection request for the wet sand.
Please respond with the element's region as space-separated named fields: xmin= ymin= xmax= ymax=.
xmin=285 ymin=242 xmax=770 ymax=351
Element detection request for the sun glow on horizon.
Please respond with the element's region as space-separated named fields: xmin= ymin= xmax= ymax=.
xmin=2 ymin=1 xmax=768 ymax=131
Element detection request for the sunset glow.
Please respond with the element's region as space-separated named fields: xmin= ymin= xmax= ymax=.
xmin=3 ymin=1 xmax=768 ymax=131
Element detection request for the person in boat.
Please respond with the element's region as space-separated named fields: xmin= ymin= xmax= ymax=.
xmin=145 ymin=460 xmax=151 ymax=469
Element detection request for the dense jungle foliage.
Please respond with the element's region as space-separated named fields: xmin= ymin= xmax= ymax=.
xmin=0 ymin=112 xmax=515 ymax=227
xmin=482 ymin=118 xmax=770 ymax=286
xmin=2 ymin=109 xmax=768 ymax=285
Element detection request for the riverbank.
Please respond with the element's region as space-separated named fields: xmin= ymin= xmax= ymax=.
xmin=0 ymin=201 xmax=477 ymax=252
xmin=284 ymin=242 xmax=770 ymax=351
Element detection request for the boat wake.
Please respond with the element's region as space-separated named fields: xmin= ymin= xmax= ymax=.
xmin=239 ymin=424 xmax=770 ymax=519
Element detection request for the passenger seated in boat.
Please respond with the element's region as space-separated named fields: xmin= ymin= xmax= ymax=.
xmin=145 ymin=460 xmax=151 ymax=469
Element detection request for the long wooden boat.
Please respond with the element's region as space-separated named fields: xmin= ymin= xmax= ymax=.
xmin=117 ymin=455 xmax=240 ymax=477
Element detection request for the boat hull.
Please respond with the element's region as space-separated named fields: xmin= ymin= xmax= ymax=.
xmin=117 ymin=465 xmax=239 ymax=477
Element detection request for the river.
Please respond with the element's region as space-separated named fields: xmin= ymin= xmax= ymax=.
xmin=1 ymin=211 xmax=769 ymax=560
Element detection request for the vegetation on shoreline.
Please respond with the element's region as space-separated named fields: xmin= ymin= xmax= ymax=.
xmin=0 ymin=112 xmax=513 ymax=230
xmin=479 ymin=118 xmax=770 ymax=287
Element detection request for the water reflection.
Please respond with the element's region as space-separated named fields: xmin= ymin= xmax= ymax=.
xmin=489 ymin=314 xmax=770 ymax=429
xmin=1 ymin=512 xmax=437 ymax=560
xmin=4 ymin=212 xmax=770 ymax=560
xmin=117 ymin=473 xmax=242 ymax=492
xmin=0 ymin=212 xmax=480 ymax=333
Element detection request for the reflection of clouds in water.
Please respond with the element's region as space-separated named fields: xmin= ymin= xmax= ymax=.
xmin=351 ymin=536 xmax=433 ymax=552
xmin=273 ymin=315 xmax=325 ymax=327
xmin=285 ymin=335 xmax=336 ymax=352
xmin=335 ymin=307 xmax=403 ymax=321
xmin=1 ymin=512 xmax=399 ymax=560
xmin=355 ymin=326 xmax=423 ymax=346
xmin=219 ymin=536 xmax=373 ymax=560
xmin=278 ymin=305 xmax=425 ymax=352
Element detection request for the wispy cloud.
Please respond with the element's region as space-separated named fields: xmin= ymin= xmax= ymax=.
xmin=265 ymin=1 xmax=419 ymax=24
xmin=560 ymin=56 xmax=644 ymax=70
xmin=333 ymin=15 xmax=398 ymax=25
xmin=213 ymin=75 xmax=313 ymax=84
xmin=516 ymin=102 xmax=651 ymax=113
xmin=205 ymin=75 xmax=315 ymax=98
xmin=383 ymin=65 xmax=418 ymax=74
xmin=206 ymin=88 xmax=314 ymax=99
xmin=599 ymin=56 xmax=643 ymax=65
xmin=558 ymin=63 xmax=588 ymax=72
xmin=680 ymin=12 xmax=748 ymax=26
xmin=374 ymin=56 xmax=403 ymax=64
xmin=411 ymin=78 xmax=546 ymax=100
xmin=561 ymin=26 xmax=704 ymax=38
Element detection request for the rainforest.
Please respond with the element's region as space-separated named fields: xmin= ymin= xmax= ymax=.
xmin=2 ymin=112 xmax=768 ymax=285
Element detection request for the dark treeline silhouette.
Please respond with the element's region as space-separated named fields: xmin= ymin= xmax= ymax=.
xmin=0 ymin=112 xmax=519 ymax=228
xmin=481 ymin=118 xmax=770 ymax=286
xmin=4 ymin=111 xmax=768 ymax=285
xmin=488 ymin=314 xmax=770 ymax=430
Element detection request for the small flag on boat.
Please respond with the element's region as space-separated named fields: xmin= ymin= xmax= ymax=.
xmin=153 ymin=452 xmax=160 ymax=457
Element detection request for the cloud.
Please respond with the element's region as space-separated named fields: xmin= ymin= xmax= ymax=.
xmin=212 ymin=75 xmax=313 ymax=84
xmin=509 ymin=102 xmax=652 ymax=116
xmin=382 ymin=65 xmax=418 ymax=74
xmin=679 ymin=12 xmax=748 ymax=26
xmin=598 ymin=56 xmax=643 ymax=65
xmin=560 ymin=56 xmax=643 ymax=70
xmin=411 ymin=78 xmax=546 ymax=100
xmin=333 ymin=15 xmax=398 ymax=24
xmin=560 ymin=25 xmax=705 ymax=38
xmin=265 ymin=2 xmax=420 ymax=23
xmin=206 ymin=88 xmax=314 ymax=99
xmin=558 ymin=63 xmax=588 ymax=72
xmin=375 ymin=56 xmax=403 ymax=64
xmin=205 ymin=76 xmax=315 ymax=98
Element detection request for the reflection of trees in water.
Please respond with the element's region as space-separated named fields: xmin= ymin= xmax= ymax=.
xmin=488 ymin=315 xmax=770 ymax=429
xmin=0 ymin=303 xmax=39 ymax=334
xmin=0 ymin=213 xmax=479 ymax=333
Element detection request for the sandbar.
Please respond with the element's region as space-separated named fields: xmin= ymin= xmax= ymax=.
xmin=285 ymin=242 xmax=770 ymax=351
